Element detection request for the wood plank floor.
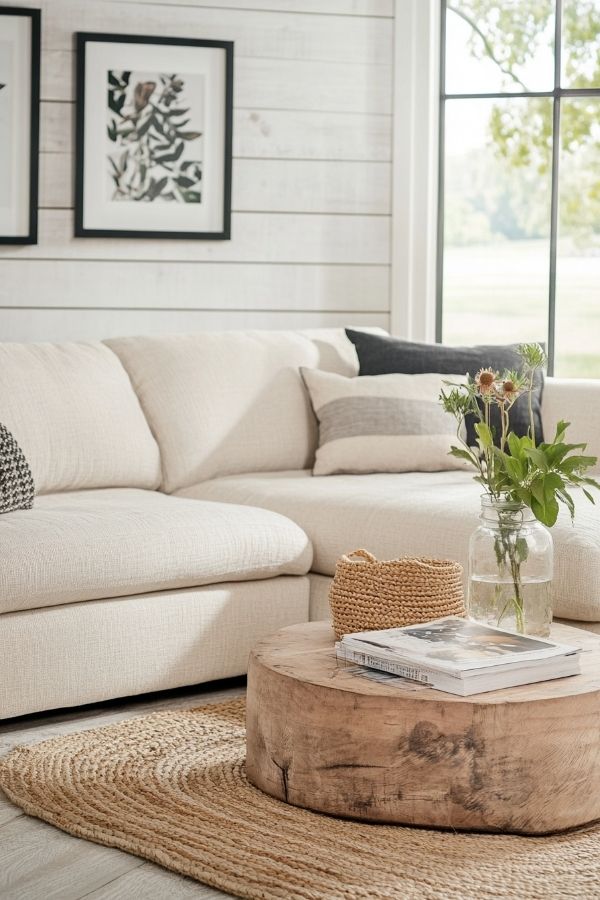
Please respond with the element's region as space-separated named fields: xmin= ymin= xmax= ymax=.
xmin=0 ymin=681 xmax=245 ymax=900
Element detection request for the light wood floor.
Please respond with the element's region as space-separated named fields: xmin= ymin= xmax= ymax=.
xmin=0 ymin=681 xmax=246 ymax=900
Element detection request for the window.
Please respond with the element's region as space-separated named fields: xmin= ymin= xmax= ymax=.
xmin=437 ymin=1 xmax=600 ymax=376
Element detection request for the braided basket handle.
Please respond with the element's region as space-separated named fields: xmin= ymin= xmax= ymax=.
xmin=344 ymin=549 xmax=378 ymax=564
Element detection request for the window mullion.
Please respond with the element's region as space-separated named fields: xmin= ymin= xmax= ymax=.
xmin=547 ymin=0 xmax=563 ymax=375
xmin=547 ymin=96 xmax=561 ymax=377
xmin=435 ymin=0 xmax=447 ymax=343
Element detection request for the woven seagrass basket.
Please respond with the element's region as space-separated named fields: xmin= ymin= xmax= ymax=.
xmin=329 ymin=549 xmax=465 ymax=639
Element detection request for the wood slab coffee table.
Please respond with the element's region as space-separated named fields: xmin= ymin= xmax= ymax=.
xmin=246 ymin=621 xmax=600 ymax=834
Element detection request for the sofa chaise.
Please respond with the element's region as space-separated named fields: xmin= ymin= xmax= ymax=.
xmin=1 ymin=328 xmax=600 ymax=719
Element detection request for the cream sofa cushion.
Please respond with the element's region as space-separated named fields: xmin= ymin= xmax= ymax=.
xmin=180 ymin=470 xmax=600 ymax=623
xmin=0 ymin=577 xmax=309 ymax=718
xmin=301 ymin=368 xmax=468 ymax=475
xmin=106 ymin=329 xmax=359 ymax=493
xmin=0 ymin=488 xmax=312 ymax=614
xmin=542 ymin=377 xmax=600 ymax=475
xmin=0 ymin=341 xmax=161 ymax=493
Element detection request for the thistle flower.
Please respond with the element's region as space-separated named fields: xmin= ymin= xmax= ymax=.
xmin=500 ymin=380 xmax=519 ymax=399
xmin=497 ymin=373 xmax=525 ymax=403
xmin=474 ymin=368 xmax=497 ymax=395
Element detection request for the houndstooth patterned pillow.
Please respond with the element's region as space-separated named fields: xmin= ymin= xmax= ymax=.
xmin=0 ymin=422 xmax=34 ymax=513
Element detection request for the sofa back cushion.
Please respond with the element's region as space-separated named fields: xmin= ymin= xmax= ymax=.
xmin=542 ymin=377 xmax=600 ymax=475
xmin=0 ymin=341 xmax=161 ymax=494
xmin=106 ymin=330 xmax=359 ymax=492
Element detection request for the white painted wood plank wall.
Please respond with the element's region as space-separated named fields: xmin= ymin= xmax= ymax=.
xmin=0 ymin=0 xmax=393 ymax=342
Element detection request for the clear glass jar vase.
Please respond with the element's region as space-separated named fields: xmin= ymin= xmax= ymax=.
xmin=468 ymin=495 xmax=553 ymax=637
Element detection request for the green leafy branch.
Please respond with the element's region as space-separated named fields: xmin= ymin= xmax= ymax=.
xmin=440 ymin=343 xmax=599 ymax=527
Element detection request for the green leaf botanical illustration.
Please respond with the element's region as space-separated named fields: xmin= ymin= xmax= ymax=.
xmin=107 ymin=71 xmax=203 ymax=203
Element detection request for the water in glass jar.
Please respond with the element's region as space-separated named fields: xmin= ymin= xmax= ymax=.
xmin=468 ymin=575 xmax=552 ymax=637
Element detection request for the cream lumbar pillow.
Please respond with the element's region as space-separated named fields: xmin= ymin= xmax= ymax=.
xmin=300 ymin=368 xmax=468 ymax=476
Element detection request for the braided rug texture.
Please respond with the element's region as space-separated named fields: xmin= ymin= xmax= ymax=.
xmin=1 ymin=698 xmax=599 ymax=900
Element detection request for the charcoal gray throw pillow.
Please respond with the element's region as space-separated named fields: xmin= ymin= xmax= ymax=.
xmin=0 ymin=422 xmax=34 ymax=513
xmin=346 ymin=330 xmax=544 ymax=446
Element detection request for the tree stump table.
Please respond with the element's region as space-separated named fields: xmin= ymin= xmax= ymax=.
xmin=246 ymin=621 xmax=600 ymax=834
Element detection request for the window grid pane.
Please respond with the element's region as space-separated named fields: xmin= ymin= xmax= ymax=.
xmin=554 ymin=97 xmax=600 ymax=377
xmin=439 ymin=0 xmax=600 ymax=378
xmin=442 ymin=97 xmax=551 ymax=349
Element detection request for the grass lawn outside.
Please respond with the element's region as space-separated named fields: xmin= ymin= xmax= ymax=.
xmin=442 ymin=239 xmax=600 ymax=377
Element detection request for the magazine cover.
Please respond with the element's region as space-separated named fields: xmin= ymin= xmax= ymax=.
xmin=344 ymin=617 xmax=579 ymax=673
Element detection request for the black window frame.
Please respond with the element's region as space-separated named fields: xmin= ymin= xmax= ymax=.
xmin=436 ymin=0 xmax=600 ymax=375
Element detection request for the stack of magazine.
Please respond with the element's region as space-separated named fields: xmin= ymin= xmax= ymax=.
xmin=335 ymin=617 xmax=581 ymax=696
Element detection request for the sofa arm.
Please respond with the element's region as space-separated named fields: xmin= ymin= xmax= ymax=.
xmin=542 ymin=378 xmax=600 ymax=473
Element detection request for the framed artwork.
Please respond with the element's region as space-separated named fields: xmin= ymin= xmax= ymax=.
xmin=75 ymin=33 xmax=233 ymax=240
xmin=0 ymin=7 xmax=40 ymax=244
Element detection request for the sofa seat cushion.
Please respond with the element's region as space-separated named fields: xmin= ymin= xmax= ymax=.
xmin=0 ymin=578 xmax=310 ymax=719
xmin=179 ymin=471 xmax=600 ymax=622
xmin=0 ymin=488 xmax=312 ymax=614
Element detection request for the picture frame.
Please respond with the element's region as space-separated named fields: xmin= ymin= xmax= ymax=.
xmin=0 ymin=7 xmax=40 ymax=245
xmin=75 ymin=33 xmax=234 ymax=240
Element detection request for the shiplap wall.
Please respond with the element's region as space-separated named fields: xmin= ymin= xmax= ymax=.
xmin=0 ymin=0 xmax=393 ymax=342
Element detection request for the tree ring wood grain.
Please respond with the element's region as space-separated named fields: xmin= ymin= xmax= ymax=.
xmin=245 ymin=621 xmax=600 ymax=834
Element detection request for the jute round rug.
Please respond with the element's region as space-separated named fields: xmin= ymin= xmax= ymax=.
xmin=0 ymin=698 xmax=598 ymax=899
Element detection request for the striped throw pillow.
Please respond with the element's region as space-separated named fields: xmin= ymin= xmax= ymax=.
xmin=300 ymin=368 xmax=468 ymax=476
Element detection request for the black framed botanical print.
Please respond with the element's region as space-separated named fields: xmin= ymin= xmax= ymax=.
xmin=75 ymin=33 xmax=233 ymax=240
xmin=0 ymin=7 xmax=40 ymax=244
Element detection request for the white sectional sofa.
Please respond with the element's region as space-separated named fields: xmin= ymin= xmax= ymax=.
xmin=1 ymin=328 xmax=600 ymax=719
